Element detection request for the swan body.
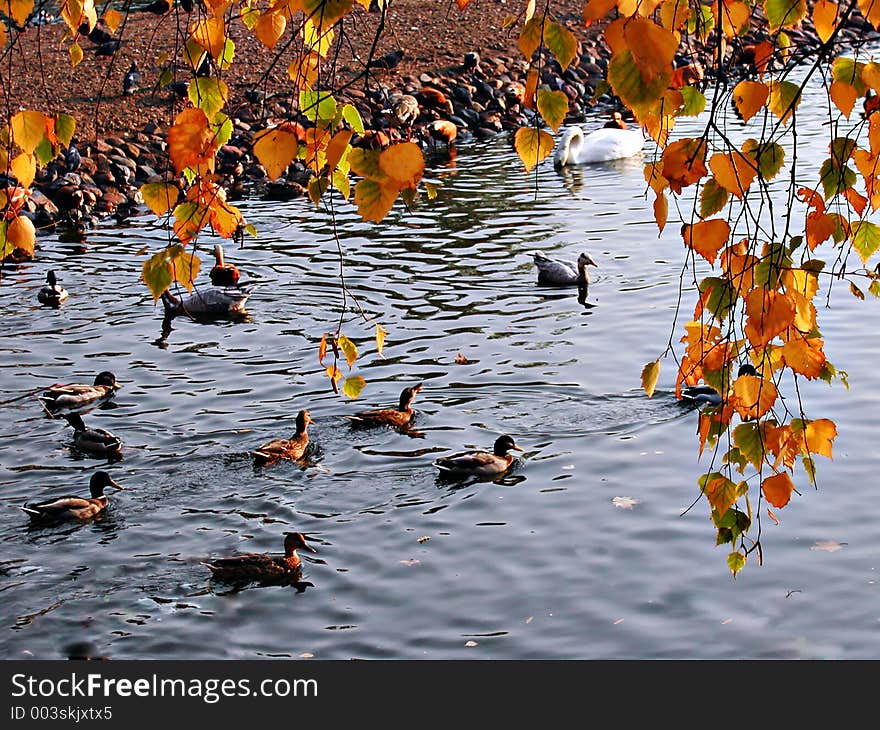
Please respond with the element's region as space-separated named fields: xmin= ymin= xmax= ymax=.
xmin=553 ymin=126 xmax=645 ymax=167
xmin=531 ymin=251 xmax=597 ymax=287
xmin=434 ymin=434 xmax=523 ymax=478
xmin=252 ymin=409 xmax=313 ymax=466
xmin=36 ymin=371 xmax=121 ymax=418
xmin=345 ymin=384 xmax=423 ymax=428
xmin=203 ymin=532 xmax=316 ymax=583
xmin=19 ymin=470 xmax=123 ymax=522
xmin=38 ymin=270 xmax=68 ymax=305
xmin=161 ymin=285 xmax=253 ymax=318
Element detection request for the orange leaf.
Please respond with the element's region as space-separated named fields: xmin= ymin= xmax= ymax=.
xmin=709 ymin=151 xmax=757 ymax=198
xmin=829 ymin=80 xmax=857 ymax=118
xmin=167 ymin=107 xmax=217 ymax=173
xmin=781 ymin=334 xmax=826 ymax=378
xmin=523 ymin=67 xmax=538 ymax=110
xmin=326 ymin=129 xmax=353 ymax=171
xmin=354 ymin=178 xmax=398 ymax=223
xmin=744 ymin=289 xmax=796 ymax=347
xmin=762 ymin=472 xmax=794 ymax=509
xmin=682 ymin=218 xmax=731 ymax=265
xmin=653 ymin=192 xmax=668 ymax=232
xmin=379 ymin=142 xmax=424 ymax=187
xmin=255 ymin=11 xmax=286 ymax=49
xmin=5 ymin=214 xmax=35 ymax=257
xmin=732 ymin=80 xmax=769 ymax=123
xmin=812 ymin=0 xmax=838 ymax=43
xmin=801 ymin=418 xmax=837 ymax=458
xmin=10 ymin=152 xmax=35 ymax=189
xmin=318 ymin=333 xmax=328 ymax=363
xmin=253 ymin=125 xmax=300 ymax=181
xmin=661 ymin=137 xmax=708 ymax=193
xmin=104 ymin=8 xmax=123 ymax=32
xmin=732 ymin=373 xmax=778 ymax=420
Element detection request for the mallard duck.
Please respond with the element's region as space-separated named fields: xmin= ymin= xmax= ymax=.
xmin=553 ymin=116 xmax=645 ymax=167
xmin=345 ymin=383 xmax=423 ymax=428
xmin=37 ymin=270 xmax=69 ymax=306
xmin=434 ymin=434 xmax=523 ymax=478
xmin=203 ymin=531 xmax=316 ymax=583
xmin=36 ymin=371 xmax=121 ymax=418
xmin=19 ymin=470 xmax=124 ymax=522
xmin=208 ymin=244 xmax=240 ymax=287
xmin=680 ymin=363 xmax=758 ymax=407
xmin=160 ymin=285 xmax=253 ymax=319
xmin=63 ymin=414 xmax=123 ymax=458
xmin=531 ymin=250 xmax=597 ymax=287
xmin=252 ymin=409 xmax=313 ymax=466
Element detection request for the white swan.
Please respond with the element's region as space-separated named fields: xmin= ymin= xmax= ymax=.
xmin=553 ymin=114 xmax=645 ymax=167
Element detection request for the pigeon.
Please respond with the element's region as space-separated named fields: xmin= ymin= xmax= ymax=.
xmin=65 ymin=145 xmax=81 ymax=172
xmin=122 ymin=62 xmax=141 ymax=97
xmin=369 ymin=49 xmax=405 ymax=71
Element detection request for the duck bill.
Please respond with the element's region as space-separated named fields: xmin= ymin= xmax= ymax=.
xmin=109 ymin=478 xmax=125 ymax=491
xmin=511 ymin=444 xmax=524 ymax=452
xmin=302 ymin=543 xmax=317 ymax=553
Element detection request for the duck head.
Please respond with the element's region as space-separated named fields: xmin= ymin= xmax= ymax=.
xmin=577 ymin=252 xmax=598 ymax=269
xmin=296 ymin=409 xmax=314 ymax=433
xmin=95 ymin=371 xmax=120 ymax=389
xmin=46 ymin=270 xmax=59 ymax=287
xmin=399 ymin=383 xmax=423 ymax=410
xmin=89 ymin=470 xmax=124 ymax=497
xmin=284 ymin=531 xmax=317 ymax=556
xmin=493 ymin=434 xmax=523 ymax=456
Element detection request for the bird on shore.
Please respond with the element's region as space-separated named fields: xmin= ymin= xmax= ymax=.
xmin=140 ymin=0 xmax=172 ymax=14
xmin=19 ymin=470 xmax=124 ymax=522
xmin=122 ymin=62 xmax=141 ymax=96
xmin=345 ymin=384 xmax=423 ymax=428
xmin=160 ymin=285 xmax=253 ymax=319
xmin=426 ymin=119 xmax=457 ymax=150
xmin=679 ymin=364 xmax=759 ymax=408
xmin=37 ymin=371 xmax=121 ymax=418
xmin=252 ymin=409 xmax=314 ymax=466
xmin=63 ymin=414 xmax=123 ymax=459
xmin=78 ymin=21 xmax=115 ymax=46
xmin=553 ymin=115 xmax=645 ymax=166
xmin=530 ymin=250 xmax=597 ymax=288
xmin=382 ymin=94 xmax=420 ymax=138
xmin=65 ymin=144 xmax=81 ymax=171
xmin=203 ymin=532 xmax=316 ymax=583
xmin=369 ymin=49 xmax=405 ymax=71
xmin=434 ymin=434 xmax=523 ymax=478
xmin=37 ymin=270 xmax=69 ymax=306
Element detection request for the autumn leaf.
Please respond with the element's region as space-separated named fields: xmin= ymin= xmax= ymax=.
xmin=379 ymin=142 xmax=424 ymax=187
xmin=253 ymin=125 xmax=300 ymax=181
xmin=544 ymin=21 xmax=579 ymax=71
xmin=661 ymin=137 xmax=708 ymax=193
xmin=733 ymin=80 xmax=769 ymax=123
xmin=744 ymin=288 xmax=795 ymax=347
xmin=325 ymin=364 xmax=343 ymax=383
xmin=829 ymin=80 xmax=857 ymax=118
xmin=342 ymin=375 xmax=366 ymax=399
xmin=337 ymin=335 xmax=358 ymax=368
xmin=700 ymin=472 xmax=738 ymax=519
xmin=188 ymin=77 xmax=229 ymax=120
xmin=69 ymin=42 xmax=84 ymax=67
xmin=653 ymin=192 xmax=668 ymax=232
xmin=767 ymin=80 xmax=801 ymax=124
xmin=10 ymin=153 xmax=35 ymax=189
xmin=536 ymin=89 xmax=568 ymax=133
xmin=514 ymin=127 xmax=554 ymax=172
xmin=762 ymin=472 xmax=794 ymax=509
xmin=55 ymin=114 xmax=76 ymax=147
xmin=10 ymin=110 xmax=47 ymax=154
xmin=709 ymin=151 xmax=756 ymax=198
xmin=141 ymin=182 xmax=180 ymax=217
xmin=325 ymin=130 xmax=353 ymax=171
xmin=641 ymin=359 xmax=660 ymax=397
xmin=104 ymin=8 xmax=122 ymax=32
xmin=812 ymin=0 xmax=838 ymax=42
xmin=682 ymin=218 xmax=731 ymax=265
xmin=354 ymin=178 xmax=398 ymax=222
xmin=763 ymin=0 xmax=807 ymax=31
xmin=518 ymin=17 xmax=543 ymax=60
xmin=727 ymin=552 xmax=745 ymax=575
xmin=191 ymin=17 xmax=227 ymax=59
xmin=375 ymin=323 xmax=387 ymax=358
xmin=850 ymin=221 xmax=880 ymax=265
xmin=743 ymin=139 xmax=785 ymax=180
xmin=2 ymin=214 xmax=34 ymax=258
xmin=732 ymin=373 xmax=778 ymax=420
xmin=255 ymin=11 xmax=286 ymax=49
xmin=700 ymin=178 xmax=730 ymax=218
xmin=167 ymin=107 xmax=218 ymax=173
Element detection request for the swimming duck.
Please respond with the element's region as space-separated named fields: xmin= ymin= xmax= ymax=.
xmin=434 ymin=434 xmax=523 ymax=478
xmin=553 ymin=116 xmax=645 ymax=167
xmin=531 ymin=250 xmax=597 ymax=287
xmin=160 ymin=285 xmax=253 ymax=319
xmin=252 ymin=409 xmax=313 ymax=466
xmin=208 ymin=244 xmax=241 ymax=287
xmin=63 ymin=413 xmax=123 ymax=458
xmin=36 ymin=371 xmax=121 ymax=418
xmin=37 ymin=270 xmax=69 ymax=306
xmin=345 ymin=383 xmax=423 ymax=428
xmin=19 ymin=470 xmax=124 ymax=522
xmin=203 ymin=531 xmax=316 ymax=583
xmin=680 ymin=363 xmax=758 ymax=407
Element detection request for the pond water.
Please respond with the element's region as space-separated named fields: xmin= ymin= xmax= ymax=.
xmin=2 ymin=66 xmax=879 ymax=660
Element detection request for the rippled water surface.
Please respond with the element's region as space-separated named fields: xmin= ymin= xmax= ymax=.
xmin=2 ymin=76 xmax=880 ymax=659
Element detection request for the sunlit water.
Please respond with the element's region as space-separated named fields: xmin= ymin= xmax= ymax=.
xmin=2 ymin=68 xmax=879 ymax=660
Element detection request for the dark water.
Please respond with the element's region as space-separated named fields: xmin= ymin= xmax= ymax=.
xmin=2 ymin=78 xmax=879 ymax=659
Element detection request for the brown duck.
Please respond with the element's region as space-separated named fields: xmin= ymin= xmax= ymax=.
xmin=203 ymin=532 xmax=316 ymax=583
xmin=345 ymin=384 xmax=422 ymax=428
xmin=252 ymin=409 xmax=313 ymax=466
xmin=20 ymin=470 xmax=124 ymax=522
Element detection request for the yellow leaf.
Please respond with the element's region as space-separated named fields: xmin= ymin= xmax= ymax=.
xmin=518 ymin=17 xmax=543 ymax=60
xmin=720 ymin=0 xmax=750 ymax=37
xmin=781 ymin=334 xmax=826 ymax=378
xmin=732 ymin=373 xmax=778 ymax=420
xmin=10 ymin=110 xmax=47 ymax=155
xmin=255 ymin=11 xmax=286 ymax=49
xmin=801 ymin=418 xmax=837 ymax=459
xmin=625 ymin=18 xmax=678 ymax=78
xmin=69 ymin=41 xmax=84 ymax=68
xmin=812 ymin=0 xmax=838 ymax=42
xmin=5 ymin=214 xmax=34 ymax=257
xmin=6 ymin=0 xmax=33 ymax=27
xmin=140 ymin=182 xmax=180 ymax=217
xmin=514 ymin=127 xmax=554 ymax=172
xmin=209 ymin=200 xmax=242 ymax=238
xmin=289 ymin=52 xmax=321 ymax=89
xmin=761 ymin=472 xmax=794 ymax=509
xmin=375 ymin=323 xmax=387 ymax=358
xmin=318 ymin=333 xmax=328 ymax=363
xmin=10 ymin=152 xmax=35 ymax=189
xmin=641 ymin=359 xmax=660 ymax=397
xmin=544 ymin=21 xmax=579 ymax=71
xmin=190 ymin=17 xmax=227 ymax=59
xmin=337 ymin=334 xmax=358 ymax=368
xmin=732 ymin=80 xmax=769 ymax=123
xmin=682 ymin=218 xmax=730 ymax=265
xmin=253 ymin=125 xmax=300 ymax=181
xmin=767 ymin=80 xmax=801 ymax=124
xmin=536 ymin=89 xmax=568 ymax=133
xmin=378 ymin=142 xmax=424 ymax=187
xmin=325 ymin=363 xmax=343 ymax=382
xmin=104 ymin=8 xmax=122 ymax=32
xmin=303 ymin=17 xmax=335 ymax=57
xmin=354 ymin=178 xmax=397 ymax=222
xmin=342 ymin=375 xmax=366 ymax=399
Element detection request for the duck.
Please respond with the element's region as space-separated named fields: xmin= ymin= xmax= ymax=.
xmin=36 ymin=371 xmax=121 ymax=418
xmin=252 ymin=409 xmax=313 ymax=466
xmin=37 ymin=270 xmax=69 ymax=306
xmin=63 ymin=413 xmax=123 ymax=458
xmin=434 ymin=434 xmax=523 ymax=478
xmin=679 ymin=363 xmax=758 ymax=408
xmin=530 ymin=250 xmax=597 ymax=287
xmin=553 ymin=115 xmax=645 ymax=167
xmin=160 ymin=284 xmax=253 ymax=319
xmin=19 ymin=470 xmax=124 ymax=522
xmin=203 ymin=531 xmax=316 ymax=583
xmin=345 ymin=383 xmax=423 ymax=428
xmin=208 ymin=243 xmax=241 ymax=287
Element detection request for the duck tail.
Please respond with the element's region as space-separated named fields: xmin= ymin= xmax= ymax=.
xmin=19 ymin=505 xmax=42 ymax=518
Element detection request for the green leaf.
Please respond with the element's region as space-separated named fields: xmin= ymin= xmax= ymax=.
xmin=300 ymin=89 xmax=337 ymax=125
xmin=188 ymin=77 xmax=229 ymax=121
xmin=536 ymin=89 xmax=569 ymax=133
xmin=743 ymin=139 xmax=785 ymax=180
xmin=217 ymin=38 xmax=235 ymax=71
xmin=342 ymin=103 xmax=365 ymax=135
xmin=687 ymin=4 xmax=715 ymax=41
xmin=342 ymin=375 xmax=366 ymax=399
xmin=699 ymin=471 xmax=739 ymax=520
xmin=700 ymin=178 xmax=729 ymax=218
xmin=851 ymin=221 xmax=880 ymax=265
xmin=819 ymin=158 xmax=856 ymax=198
xmin=763 ymin=0 xmax=807 ymax=31
xmin=723 ymin=447 xmax=749 ymax=474
xmin=832 ymin=57 xmax=868 ymax=96
xmin=768 ymin=80 xmax=801 ymax=124
xmin=831 ymin=137 xmax=857 ymax=163
xmin=869 ymin=280 xmax=880 ymax=297
xmin=608 ymin=50 xmax=672 ymax=116
xmin=544 ymin=21 xmax=579 ymax=71
xmin=337 ymin=334 xmax=358 ymax=368
xmin=56 ymin=114 xmax=76 ymax=147
xmin=699 ymin=276 xmax=736 ymax=322
xmin=733 ymin=422 xmax=766 ymax=470
xmin=727 ymin=551 xmax=746 ymax=576
xmin=680 ymin=86 xmax=707 ymax=117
